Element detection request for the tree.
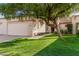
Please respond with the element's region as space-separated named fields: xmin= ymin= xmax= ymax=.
xmin=27 ymin=3 xmax=76 ymax=38
xmin=0 ymin=3 xmax=77 ymax=38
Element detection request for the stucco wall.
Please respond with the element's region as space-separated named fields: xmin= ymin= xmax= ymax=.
xmin=0 ymin=19 xmax=35 ymax=36
xmin=32 ymin=20 xmax=46 ymax=36
xmin=0 ymin=18 xmax=50 ymax=36
xmin=0 ymin=19 xmax=7 ymax=35
xmin=75 ymin=16 xmax=79 ymax=23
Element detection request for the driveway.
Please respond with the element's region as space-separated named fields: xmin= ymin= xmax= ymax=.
xmin=0 ymin=34 xmax=51 ymax=43
xmin=0 ymin=35 xmax=27 ymax=43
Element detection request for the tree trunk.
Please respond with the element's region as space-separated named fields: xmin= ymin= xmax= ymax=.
xmin=56 ymin=23 xmax=62 ymax=38
xmin=54 ymin=20 xmax=63 ymax=39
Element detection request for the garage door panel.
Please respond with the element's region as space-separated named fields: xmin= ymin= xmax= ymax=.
xmin=8 ymin=22 xmax=33 ymax=36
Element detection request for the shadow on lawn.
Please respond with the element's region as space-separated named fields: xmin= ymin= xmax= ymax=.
xmin=0 ymin=33 xmax=57 ymax=48
xmin=34 ymin=36 xmax=79 ymax=56
xmin=0 ymin=35 xmax=79 ymax=56
xmin=0 ymin=38 xmax=30 ymax=48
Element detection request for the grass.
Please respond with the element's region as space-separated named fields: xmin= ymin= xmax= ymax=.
xmin=0 ymin=34 xmax=79 ymax=56
xmin=0 ymin=34 xmax=57 ymax=56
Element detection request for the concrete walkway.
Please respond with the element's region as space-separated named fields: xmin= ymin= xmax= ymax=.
xmin=29 ymin=34 xmax=51 ymax=39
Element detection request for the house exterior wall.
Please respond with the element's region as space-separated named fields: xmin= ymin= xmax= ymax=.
xmin=1 ymin=15 xmax=78 ymax=36
xmin=32 ymin=20 xmax=51 ymax=36
xmin=0 ymin=18 xmax=48 ymax=36
xmin=57 ymin=17 xmax=72 ymax=31
xmin=32 ymin=23 xmax=46 ymax=36
xmin=0 ymin=19 xmax=7 ymax=35
xmin=0 ymin=19 xmax=35 ymax=36
xmin=59 ymin=24 xmax=67 ymax=30
xmin=57 ymin=16 xmax=79 ymax=34
xmin=75 ymin=16 xmax=79 ymax=23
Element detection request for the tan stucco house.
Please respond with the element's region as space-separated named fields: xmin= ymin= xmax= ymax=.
xmin=0 ymin=12 xmax=79 ymax=36
xmin=0 ymin=17 xmax=51 ymax=36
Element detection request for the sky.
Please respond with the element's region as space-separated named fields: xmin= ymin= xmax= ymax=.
xmin=0 ymin=13 xmax=4 ymax=18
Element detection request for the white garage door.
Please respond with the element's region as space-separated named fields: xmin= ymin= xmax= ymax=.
xmin=8 ymin=22 xmax=33 ymax=36
xmin=0 ymin=21 xmax=34 ymax=36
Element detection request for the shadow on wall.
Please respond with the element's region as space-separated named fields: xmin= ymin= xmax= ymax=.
xmin=34 ymin=36 xmax=79 ymax=56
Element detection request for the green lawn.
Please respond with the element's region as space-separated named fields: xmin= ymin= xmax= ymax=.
xmin=0 ymin=34 xmax=79 ymax=56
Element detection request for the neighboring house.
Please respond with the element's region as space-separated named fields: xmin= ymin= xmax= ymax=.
xmin=57 ymin=11 xmax=79 ymax=34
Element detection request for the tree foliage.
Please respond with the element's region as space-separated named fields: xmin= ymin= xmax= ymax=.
xmin=0 ymin=3 xmax=77 ymax=38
